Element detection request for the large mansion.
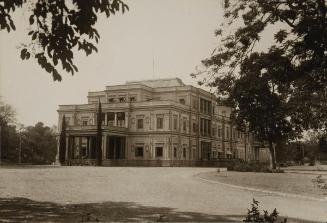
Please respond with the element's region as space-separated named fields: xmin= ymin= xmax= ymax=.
xmin=57 ymin=78 xmax=271 ymax=166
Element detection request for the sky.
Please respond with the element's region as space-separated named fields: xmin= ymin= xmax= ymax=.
xmin=0 ymin=0 xmax=224 ymax=127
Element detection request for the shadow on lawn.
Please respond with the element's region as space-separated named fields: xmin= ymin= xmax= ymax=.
xmin=0 ymin=197 xmax=242 ymax=222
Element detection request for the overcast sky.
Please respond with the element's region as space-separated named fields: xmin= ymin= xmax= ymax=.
xmin=0 ymin=0 xmax=224 ymax=127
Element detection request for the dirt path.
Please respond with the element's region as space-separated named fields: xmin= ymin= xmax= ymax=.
xmin=0 ymin=166 xmax=326 ymax=222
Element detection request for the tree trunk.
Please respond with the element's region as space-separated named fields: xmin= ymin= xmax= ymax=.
xmin=268 ymin=141 xmax=277 ymax=169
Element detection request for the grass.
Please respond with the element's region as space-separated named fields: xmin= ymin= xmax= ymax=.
xmin=199 ymin=171 xmax=327 ymax=198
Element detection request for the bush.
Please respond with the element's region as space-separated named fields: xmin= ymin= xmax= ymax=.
xmin=312 ymin=175 xmax=327 ymax=190
xmin=243 ymin=199 xmax=287 ymax=222
xmin=320 ymin=160 xmax=327 ymax=165
xmin=227 ymin=161 xmax=284 ymax=173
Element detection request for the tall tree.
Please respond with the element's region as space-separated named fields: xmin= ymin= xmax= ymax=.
xmin=96 ymin=101 xmax=102 ymax=166
xmin=59 ymin=115 xmax=66 ymax=164
xmin=230 ymin=51 xmax=296 ymax=168
xmin=1 ymin=0 xmax=128 ymax=81
xmin=0 ymin=100 xmax=18 ymax=163
xmin=0 ymin=100 xmax=16 ymax=126
xmin=21 ymin=122 xmax=57 ymax=164
xmin=195 ymin=0 xmax=327 ymax=167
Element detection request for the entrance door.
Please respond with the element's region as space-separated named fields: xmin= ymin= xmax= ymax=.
xmin=106 ymin=136 xmax=126 ymax=159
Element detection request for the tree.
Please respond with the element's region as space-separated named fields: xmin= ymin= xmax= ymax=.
xmin=319 ymin=137 xmax=327 ymax=153
xmin=0 ymin=100 xmax=16 ymax=126
xmin=22 ymin=122 xmax=57 ymax=164
xmin=59 ymin=115 xmax=66 ymax=164
xmin=96 ymin=101 xmax=102 ymax=166
xmin=195 ymin=0 xmax=327 ymax=167
xmin=1 ymin=0 xmax=128 ymax=81
xmin=230 ymin=51 xmax=296 ymax=169
xmin=0 ymin=100 xmax=18 ymax=163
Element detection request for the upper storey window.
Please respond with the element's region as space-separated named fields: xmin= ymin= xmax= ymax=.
xmin=129 ymin=97 xmax=136 ymax=102
xmin=192 ymin=98 xmax=198 ymax=109
xmin=200 ymin=98 xmax=212 ymax=115
xmin=119 ymin=97 xmax=126 ymax=103
xmin=179 ymin=98 xmax=185 ymax=105
xmin=108 ymin=98 xmax=115 ymax=103
xmin=156 ymin=115 xmax=164 ymax=129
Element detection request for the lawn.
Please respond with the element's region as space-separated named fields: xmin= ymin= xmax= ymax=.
xmin=199 ymin=171 xmax=327 ymax=199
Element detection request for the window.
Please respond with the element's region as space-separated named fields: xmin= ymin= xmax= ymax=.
xmin=135 ymin=146 xmax=144 ymax=157
xmin=212 ymin=127 xmax=216 ymax=137
xmin=218 ymin=125 xmax=221 ymax=138
xmin=157 ymin=115 xmax=164 ymax=129
xmin=183 ymin=148 xmax=186 ymax=158
xmin=137 ymin=119 xmax=143 ymax=129
xmin=192 ymin=123 xmax=197 ymax=133
xmin=174 ymin=147 xmax=177 ymax=158
xmin=156 ymin=146 xmax=163 ymax=157
xmin=117 ymin=112 xmax=125 ymax=127
xmin=200 ymin=98 xmax=212 ymax=114
xmin=82 ymin=120 xmax=88 ymax=126
xmin=179 ymin=98 xmax=185 ymax=105
xmin=226 ymin=127 xmax=229 ymax=139
xmin=119 ymin=97 xmax=126 ymax=103
xmin=173 ymin=115 xmax=178 ymax=130
xmin=193 ymin=99 xmax=198 ymax=109
xmin=183 ymin=118 xmax=187 ymax=132
xmin=64 ymin=117 xmax=70 ymax=125
xmin=108 ymin=98 xmax=115 ymax=103
xmin=129 ymin=97 xmax=136 ymax=102
xmin=107 ymin=112 xmax=115 ymax=126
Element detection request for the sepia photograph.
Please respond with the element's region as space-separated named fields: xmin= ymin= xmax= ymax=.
xmin=0 ymin=0 xmax=327 ymax=222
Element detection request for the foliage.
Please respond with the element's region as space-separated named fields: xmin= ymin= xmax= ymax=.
xmin=312 ymin=175 xmax=327 ymax=190
xmin=21 ymin=122 xmax=57 ymax=164
xmin=227 ymin=160 xmax=284 ymax=173
xmin=0 ymin=100 xmax=19 ymax=163
xmin=0 ymin=100 xmax=16 ymax=126
xmin=243 ymin=199 xmax=286 ymax=223
xmin=195 ymin=0 xmax=327 ymax=168
xmin=319 ymin=137 xmax=327 ymax=153
xmin=59 ymin=115 xmax=66 ymax=164
xmin=0 ymin=0 xmax=129 ymax=81
xmin=96 ymin=101 xmax=102 ymax=166
xmin=0 ymin=124 xmax=19 ymax=163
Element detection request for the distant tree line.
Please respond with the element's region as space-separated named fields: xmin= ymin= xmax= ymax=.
xmin=0 ymin=100 xmax=57 ymax=165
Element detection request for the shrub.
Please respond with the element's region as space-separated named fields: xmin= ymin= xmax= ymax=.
xmin=312 ymin=175 xmax=327 ymax=190
xmin=227 ymin=161 xmax=284 ymax=173
xmin=243 ymin=199 xmax=287 ymax=223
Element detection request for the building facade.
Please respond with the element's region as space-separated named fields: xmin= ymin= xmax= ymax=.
xmin=57 ymin=78 xmax=271 ymax=166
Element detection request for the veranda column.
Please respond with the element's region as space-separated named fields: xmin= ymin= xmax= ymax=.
xmin=86 ymin=137 xmax=90 ymax=158
xmin=125 ymin=112 xmax=129 ymax=128
xmin=114 ymin=112 xmax=117 ymax=126
xmin=105 ymin=113 xmax=108 ymax=126
xmin=103 ymin=135 xmax=107 ymax=160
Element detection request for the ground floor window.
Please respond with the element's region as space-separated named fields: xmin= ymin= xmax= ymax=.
xmin=135 ymin=146 xmax=144 ymax=157
xmin=173 ymin=147 xmax=177 ymax=158
xmin=183 ymin=148 xmax=186 ymax=158
xmin=156 ymin=146 xmax=163 ymax=157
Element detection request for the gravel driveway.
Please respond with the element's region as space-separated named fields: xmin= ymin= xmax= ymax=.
xmin=0 ymin=166 xmax=326 ymax=222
